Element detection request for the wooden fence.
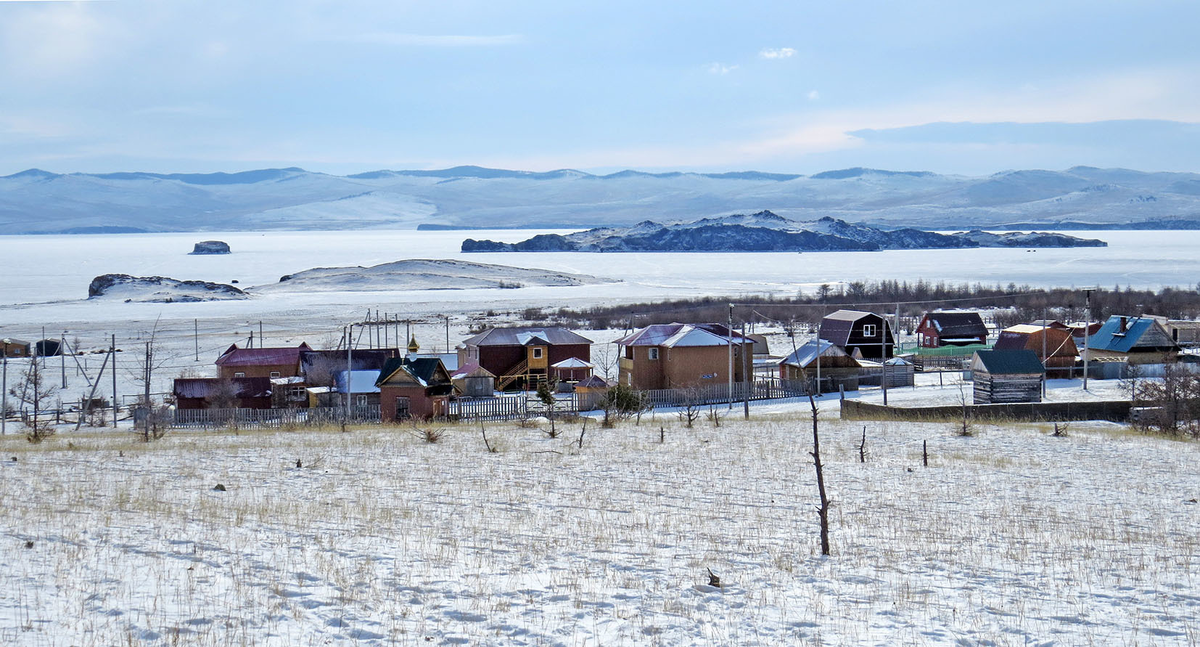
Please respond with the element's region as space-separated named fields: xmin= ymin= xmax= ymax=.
xmin=171 ymin=405 xmax=380 ymax=430
xmin=447 ymin=394 xmax=580 ymax=422
xmin=638 ymin=378 xmax=811 ymax=409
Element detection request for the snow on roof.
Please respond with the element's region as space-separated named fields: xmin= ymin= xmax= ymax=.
xmin=270 ymin=376 xmax=305 ymax=385
xmin=551 ymin=357 xmax=594 ymax=369
xmin=216 ymin=342 xmax=311 ymax=367
xmin=617 ymin=323 xmax=743 ymax=347
xmin=335 ymin=370 xmax=382 ymax=394
xmin=462 ymin=326 xmax=593 ymax=347
xmin=780 ymin=339 xmax=854 ymax=368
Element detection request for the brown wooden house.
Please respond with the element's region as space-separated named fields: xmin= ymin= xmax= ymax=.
xmin=376 ymin=357 xmax=454 ymax=420
xmin=215 ymin=342 xmax=312 ymax=380
xmin=173 ymin=377 xmax=273 ymax=410
xmin=917 ymin=311 xmax=988 ymax=348
xmin=995 ymin=324 xmax=1078 ymax=378
xmin=458 ymin=327 xmax=592 ymax=391
xmin=615 ymin=323 xmax=752 ymax=390
xmin=1 ymin=338 xmax=31 ymax=358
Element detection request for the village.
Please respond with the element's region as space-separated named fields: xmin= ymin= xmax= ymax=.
xmin=5 ymin=303 xmax=1198 ymax=436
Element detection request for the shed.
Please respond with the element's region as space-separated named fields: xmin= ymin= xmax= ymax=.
xmin=172 ymin=377 xmax=273 ymax=410
xmin=971 ymin=350 xmax=1045 ymax=404
xmin=376 ymin=357 xmax=454 ymax=420
xmin=575 ymin=375 xmax=612 ymax=411
xmin=778 ymin=340 xmax=860 ymax=393
xmin=818 ymin=310 xmax=894 ymax=360
xmin=335 ymin=370 xmax=383 ymax=408
xmin=918 ymin=311 xmax=988 ymax=348
xmin=452 ymin=363 xmax=496 ymax=397
xmin=35 ymin=339 xmax=62 ymax=357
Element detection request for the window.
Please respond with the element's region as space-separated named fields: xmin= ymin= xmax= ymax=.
xmin=234 ymin=372 xmax=245 ymax=378
xmin=862 ymin=324 xmax=876 ymax=338
xmin=532 ymin=347 xmax=544 ymax=359
xmin=357 ymin=395 xmax=369 ymax=406
xmin=270 ymin=371 xmax=281 ymax=378
xmin=647 ymin=347 xmax=659 ymax=360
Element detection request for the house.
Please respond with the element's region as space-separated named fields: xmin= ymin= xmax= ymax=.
xmin=615 ymin=323 xmax=752 ymax=390
xmin=451 ymin=363 xmax=496 ymax=397
xmin=376 ymin=357 xmax=454 ymax=420
xmin=1028 ymin=319 xmax=1071 ymax=331
xmin=1167 ymin=320 xmax=1200 ymax=346
xmin=818 ymin=310 xmax=895 ymax=360
xmin=173 ymin=377 xmax=273 ymax=410
xmin=1 ymin=338 xmax=31 ymax=358
xmin=971 ymin=350 xmax=1045 ymax=404
xmin=995 ymin=324 xmax=1079 ymax=378
xmin=270 ymin=376 xmax=309 ymax=408
xmin=216 ymin=342 xmax=312 ymax=380
xmin=335 ymin=370 xmax=383 ymax=408
xmin=777 ymin=340 xmax=859 ymax=393
xmin=300 ymin=348 xmax=398 ymax=380
xmin=458 ymin=327 xmax=593 ymax=391
xmin=1082 ymin=315 xmax=1180 ymax=365
xmin=917 ymin=311 xmax=988 ymax=348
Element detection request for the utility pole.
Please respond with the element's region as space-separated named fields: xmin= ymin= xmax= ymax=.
xmin=143 ymin=341 xmax=152 ymax=435
xmin=1041 ymin=308 xmax=1048 ymax=398
xmin=727 ymin=304 xmax=734 ymax=409
xmin=345 ymin=324 xmax=353 ymax=421
xmin=60 ymin=333 xmax=66 ymax=389
xmin=2 ymin=353 xmax=7 ymax=436
xmin=742 ymin=321 xmax=750 ymax=419
xmin=259 ymin=321 xmax=264 ymax=348
xmin=1083 ymin=288 xmax=1094 ymax=391
xmin=195 ymin=319 xmax=199 ymax=361
xmin=111 ymin=334 xmax=117 ymax=428
xmin=444 ymin=315 xmax=450 ymax=353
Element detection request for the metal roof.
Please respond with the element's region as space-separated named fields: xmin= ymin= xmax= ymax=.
xmin=216 ymin=342 xmax=312 ymax=367
xmin=335 ymin=370 xmax=382 ymax=394
xmin=779 ymin=340 xmax=855 ymax=368
xmin=972 ymin=350 xmax=1045 ymax=375
xmin=823 ymin=309 xmax=877 ymax=322
xmin=173 ymin=377 xmax=272 ymax=399
xmin=924 ymin=311 xmax=987 ymax=337
xmin=462 ymin=326 xmax=593 ymax=347
xmin=376 ymin=357 xmax=451 ymax=388
xmin=616 ymin=322 xmax=744 ymax=347
xmin=1087 ymin=315 xmax=1179 ymax=353
xmin=300 ymin=349 xmax=396 ymax=374
xmin=551 ymin=357 xmax=594 ymax=369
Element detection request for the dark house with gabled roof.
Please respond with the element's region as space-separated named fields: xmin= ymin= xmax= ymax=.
xmin=459 ymin=326 xmax=592 ymax=391
xmin=918 ymin=311 xmax=988 ymax=348
xmin=376 ymin=357 xmax=454 ymax=420
xmin=215 ymin=342 xmax=312 ymax=380
xmin=971 ymin=350 xmax=1045 ymax=404
xmin=818 ymin=310 xmax=894 ymax=360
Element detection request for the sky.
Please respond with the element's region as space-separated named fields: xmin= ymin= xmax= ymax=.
xmin=2 ymin=0 xmax=1199 ymax=176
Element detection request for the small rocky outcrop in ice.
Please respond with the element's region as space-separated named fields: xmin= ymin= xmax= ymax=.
xmin=190 ymin=240 xmax=231 ymax=254
xmin=88 ymin=274 xmax=247 ymax=302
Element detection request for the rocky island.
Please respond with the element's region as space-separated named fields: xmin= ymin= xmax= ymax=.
xmin=190 ymin=240 xmax=231 ymax=254
xmin=88 ymin=274 xmax=247 ymax=302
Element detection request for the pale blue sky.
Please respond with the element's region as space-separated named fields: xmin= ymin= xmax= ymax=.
xmin=2 ymin=0 xmax=1199 ymax=175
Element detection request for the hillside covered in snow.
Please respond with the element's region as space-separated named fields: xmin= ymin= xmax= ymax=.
xmin=3 ymin=165 xmax=1200 ymax=234
xmin=462 ymin=212 xmax=1107 ymax=253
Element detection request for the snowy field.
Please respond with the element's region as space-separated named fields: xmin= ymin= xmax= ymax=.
xmin=2 ymin=414 xmax=1198 ymax=645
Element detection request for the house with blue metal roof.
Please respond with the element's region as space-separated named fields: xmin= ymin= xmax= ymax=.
xmin=1083 ymin=315 xmax=1179 ymax=365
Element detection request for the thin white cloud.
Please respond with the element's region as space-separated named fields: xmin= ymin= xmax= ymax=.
xmin=706 ymin=62 xmax=737 ymax=75
xmin=344 ymin=33 xmax=524 ymax=47
xmin=759 ymin=47 xmax=796 ymax=60
xmin=807 ymin=90 xmax=820 ymax=101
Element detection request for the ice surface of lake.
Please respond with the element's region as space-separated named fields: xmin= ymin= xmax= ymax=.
xmin=0 ymin=229 xmax=1196 ymax=326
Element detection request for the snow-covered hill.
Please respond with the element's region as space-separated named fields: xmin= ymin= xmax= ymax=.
xmin=3 ymin=165 xmax=1200 ymax=234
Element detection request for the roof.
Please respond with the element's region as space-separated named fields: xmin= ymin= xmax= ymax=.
xmin=551 ymin=357 xmax=594 ymax=369
xmin=996 ymin=326 xmax=1078 ymax=357
xmin=376 ymin=357 xmax=452 ymax=388
xmin=173 ymin=377 xmax=272 ymax=400
xmin=1087 ymin=315 xmax=1180 ymax=353
xmin=819 ymin=310 xmax=889 ymax=346
xmin=779 ymin=340 xmax=856 ymax=368
xmin=616 ymin=323 xmax=746 ymax=347
xmin=1 ymin=338 xmax=30 ymax=345
xmin=216 ymin=342 xmax=312 ymax=367
xmin=923 ymin=311 xmax=988 ymax=338
xmin=335 ymin=370 xmax=382 ymax=394
xmin=452 ymin=362 xmax=496 ymax=379
xmin=461 ymin=326 xmax=593 ymax=347
xmin=406 ymin=352 xmax=459 ymax=373
xmin=576 ymin=375 xmax=611 ymax=388
xmin=972 ymin=350 xmax=1045 ymax=375
xmin=1029 ymin=319 xmax=1071 ymax=330
xmin=300 ymin=348 xmax=396 ymax=374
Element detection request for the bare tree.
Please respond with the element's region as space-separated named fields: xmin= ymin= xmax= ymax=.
xmin=676 ymin=387 xmax=702 ymax=428
xmin=9 ymin=359 xmax=58 ymax=443
xmin=1132 ymin=363 xmax=1200 ymax=437
xmin=808 ymin=393 xmax=831 ymax=556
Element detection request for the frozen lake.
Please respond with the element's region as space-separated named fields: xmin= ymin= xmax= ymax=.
xmin=0 ymin=228 xmax=1197 ymax=327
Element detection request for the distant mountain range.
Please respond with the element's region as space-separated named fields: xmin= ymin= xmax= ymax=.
xmin=2 ymin=164 xmax=1199 ymax=234
xmin=462 ymin=212 xmax=1107 ymax=253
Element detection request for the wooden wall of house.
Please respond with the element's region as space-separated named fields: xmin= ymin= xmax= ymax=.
xmin=380 ymin=384 xmax=444 ymax=420
xmin=973 ymin=372 xmax=1042 ymax=404
xmin=218 ymin=362 xmax=300 ymax=380
xmin=660 ymin=343 xmax=751 ymax=389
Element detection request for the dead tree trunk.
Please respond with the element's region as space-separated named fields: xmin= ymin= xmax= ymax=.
xmin=809 ymin=394 xmax=831 ymax=556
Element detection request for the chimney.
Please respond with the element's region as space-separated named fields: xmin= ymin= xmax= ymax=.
xmin=1119 ymin=316 xmax=1128 ymax=333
